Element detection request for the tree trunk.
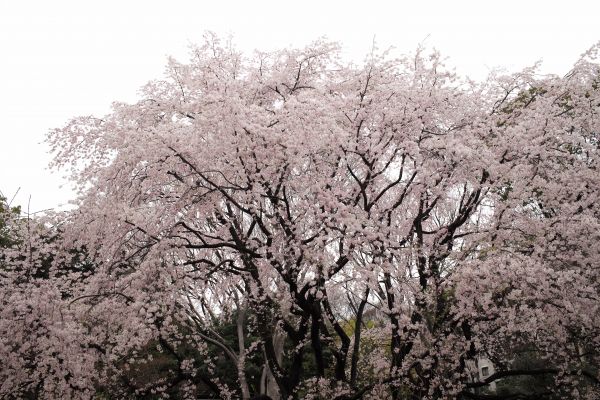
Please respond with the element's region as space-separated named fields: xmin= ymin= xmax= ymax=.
xmin=237 ymin=305 xmax=251 ymax=400
xmin=261 ymin=329 xmax=284 ymax=400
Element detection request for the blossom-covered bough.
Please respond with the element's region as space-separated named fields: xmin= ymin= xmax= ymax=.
xmin=2 ymin=35 xmax=599 ymax=399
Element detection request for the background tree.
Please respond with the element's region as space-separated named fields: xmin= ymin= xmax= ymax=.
xmin=0 ymin=192 xmax=21 ymax=248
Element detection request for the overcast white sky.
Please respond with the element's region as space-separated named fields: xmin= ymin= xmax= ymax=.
xmin=1 ymin=0 xmax=599 ymax=212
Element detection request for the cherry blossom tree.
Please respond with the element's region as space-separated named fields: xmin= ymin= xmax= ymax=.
xmin=0 ymin=200 xmax=103 ymax=398
xmin=3 ymin=35 xmax=599 ymax=399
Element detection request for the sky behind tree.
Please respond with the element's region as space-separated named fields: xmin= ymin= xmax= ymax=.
xmin=1 ymin=0 xmax=599 ymax=212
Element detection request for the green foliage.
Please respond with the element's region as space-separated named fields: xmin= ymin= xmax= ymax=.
xmin=500 ymin=86 xmax=548 ymax=116
xmin=495 ymin=346 xmax=561 ymax=399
